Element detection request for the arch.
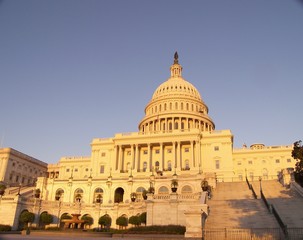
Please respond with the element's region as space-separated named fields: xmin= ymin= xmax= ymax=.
xmin=181 ymin=185 xmax=193 ymax=193
xmin=74 ymin=188 xmax=83 ymax=202
xmin=114 ymin=187 xmax=124 ymax=203
xmin=158 ymin=186 xmax=169 ymax=194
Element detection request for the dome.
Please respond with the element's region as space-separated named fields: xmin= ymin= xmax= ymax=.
xmin=138 ymin=52 xmax=215 ymax=134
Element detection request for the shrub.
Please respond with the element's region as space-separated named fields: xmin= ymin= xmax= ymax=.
xmin=125 ymin=225 xmax=186 ymax=235
xmin=40 ymin=212 xmax=53 ymax=226
xmin=19 ymin=211 xmax=35 ymax=224
xmin=129 ymin=215 xmax=140 ymax=227
xmin=81 ymin=215 xmax=94 ymax=228
xmin=0 ymin=224 xmax=12 ymax=232
xmin=139 ymin=212 xmax=146 ymax=225
xmin=99 ymin=214 xmax=111 ymax=229
xmin=116 ymin=216 xmax=128 ymax=229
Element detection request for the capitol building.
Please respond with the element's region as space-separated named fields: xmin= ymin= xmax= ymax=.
xmin=0 ymin=53 xmax=295 ymax=236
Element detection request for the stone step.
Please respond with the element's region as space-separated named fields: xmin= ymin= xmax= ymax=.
xmin=206 ymin=182 xmax=278 ymax=228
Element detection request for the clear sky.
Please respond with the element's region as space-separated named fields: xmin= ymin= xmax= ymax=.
xmin=0 ymin=0 xmax=303 ymax=164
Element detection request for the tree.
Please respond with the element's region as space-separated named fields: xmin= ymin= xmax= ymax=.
xmin=40 ymin=212 xmax=53 ymax=228
xmin=292 ymin=140 xmax=303 ymax=186
xmin=81 ymin=215 xmax=93 ymax=229
xmin=19 ymin=211 xmax=35 ymax=229
xmin=0 ymin=184 xmax=6 ymax=196
xmin=116 ymin=215 xmax=128 ymax=229
xmin=129 ymin=215 xmax=140 ymax=227
xmin=98 ymin=214 xmax=111 ymax=230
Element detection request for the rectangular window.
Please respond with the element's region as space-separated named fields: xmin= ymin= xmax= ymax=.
xmin=167 ymin=149 xmax=172 ymax=153
xmin=214 ymin=146 xmax=219 ymax=151
xmin=276 ymin=159 xmax=280 ymax=163
xmin=184 ymin=148 xmax=189 ymax=152
xmin=100 ymin=165 xmax=105 ymax=173
xmin=101 ymin=152 xmax=106 ymax=157
xmin=248 ymin=160 xmax=253 ymax=165
xmin=74 ymin=168 xmax=78 ymax=172
xmin=143 ymin=150 xmax=148 ymax=155
xmin=287 ymin=159 xmax=291 ymax=163
xmin=127 ymin=151 xmax=131 ymax=155
xmin=155 ymin=149 xmax=160 ymax=154
xmin=215 ymin=160 xmax=220 ymax=169
xmin=237 ymin=161 xmax=242 ymax=165
xmin=66 ymin=169 xmax=70 ymax=172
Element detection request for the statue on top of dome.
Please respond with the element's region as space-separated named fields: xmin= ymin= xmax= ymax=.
xmin=174 ymin=51 xmax=179 ymax=64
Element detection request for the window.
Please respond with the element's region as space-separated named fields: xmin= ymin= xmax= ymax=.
xmin=237 ymin=161 xmax=242 ymax=165
xmin=214 ymin=146 xmax=219 ymax=151
xmin=127 ymin=151 xmax=131 ymax=155
xmin=287 ymin=159 xmax=291 ymax=163
xmin=143 ymin=162 xmax=147 ymax=172
xmin=94 ymin=188 xmax=103 ymax=203
xmin=275 ymin=159 xmax=280 ymax=164
xmin=248 ymin=160 xmax=253 ymax=165
xmin=74 ymin=188 xmax=83 ymax=202
xmin=215 ymin=160 xmax=220 ymax=169
xmin=100 ymin=165 xmax=105 ymax=173
xmin=155 ymin=149 xmax=160 ymax=154
xmin=185 ymin=160 xmax=190 ymax=170
xmin=184 ymin=148 xmax=189 ymax=152
xmin=158 ymin=186 xmax=169 ymax=194
xmin=66 ymin=169 xmax=70 ymax=172
xmin=143 ymin=150 xmax=148 ymax=155
xmin=74 ymin=168 xmax=78 ymax=172
xmin=101 ymin=152 xmax=106 ymax=157
xmin=167 ymin=149 xmax=172 ymax=153
xmin=167 ymin=161 xmax=172 ymax=171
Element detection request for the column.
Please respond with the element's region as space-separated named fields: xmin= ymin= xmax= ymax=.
xmin=160 ymin=143 xmax=163 ymax=170
xmin=190 ymin=141 xmax=195 ymax=168
xmin=148 ymin=144 xmax=151 ymax=172
xmin=173 ymin=142 xmax=177 ymax=168
xmin=177 ymin=141 xmax=181 ymax=169
xmin=131 ymin=145 xmax=135 ymax=170
xmin=115 ymin=146 xmax=119 ymax=170
xmin=135 ymin=144 xmax=139 ymax=171
xmin=179 ymin=141 xmax=182 ymax=169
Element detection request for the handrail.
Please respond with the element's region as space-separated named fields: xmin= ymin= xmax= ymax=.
xmin=246 ymin=177 xmax=257 ymax=199
xmin=250 ymin=184 xmax=257 ymax=199
xmin=260 ymin=190 xmax=288 ymax=238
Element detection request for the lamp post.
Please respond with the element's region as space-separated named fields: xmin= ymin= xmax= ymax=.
xmin=56 ymin=196 xmax=61 ymax=228
xmin=259 ymin=176 xmax=262 ymax=192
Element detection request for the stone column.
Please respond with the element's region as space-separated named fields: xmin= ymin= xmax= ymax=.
xmin=160 ymin=143 xmax=163 ymax=170
xmin=191 ymin=141 xmax=195 ymax=168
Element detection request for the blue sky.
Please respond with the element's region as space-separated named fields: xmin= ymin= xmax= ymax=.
xmin=0 ymin=0 xmax=303 ymax=163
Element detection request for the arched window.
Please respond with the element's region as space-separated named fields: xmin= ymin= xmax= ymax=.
xmin=158 ymin=186 xmax=169 ymax=194
xmin=181 ymin=185 xmax=192 ymax=194
xmin=181 ymin=122 xmax=185 ymax=130
xmin=55 ymin=188 xmax=64 ymax=201
xmin=74 ymin=188 xmax=83 ymax=202
xmin=174 ymin=121 xmax=178 ymax=129
xmin=136 ymin=187 xmax=146 ymax=200
xmin=175 ymin=102 xmax=178 ymax=110
xmin=114 ymin=187 xmax=124 ymax=203
xmin=94 ymin=188 xmax=103 ymax=203
xmin=169 ymin=122 xmax=172 ymax=130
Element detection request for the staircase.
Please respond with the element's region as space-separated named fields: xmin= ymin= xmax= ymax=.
xmin=252 ymin=180 xmax=303 ymax=228
xmin=205 ymin=182 xmax=278 ymax=228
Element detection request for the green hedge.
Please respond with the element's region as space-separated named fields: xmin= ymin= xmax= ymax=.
xmin=0 ymin=224 xmax=12 ymax=232
xmin=112 ymin=225 xmax=186 ymax=235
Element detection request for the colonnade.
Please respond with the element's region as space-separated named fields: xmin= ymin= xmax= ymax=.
xmin=140 ymin=117 xmax=213 ymax=134
xmin=114 ymin=140 xmax=201 ymax=173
